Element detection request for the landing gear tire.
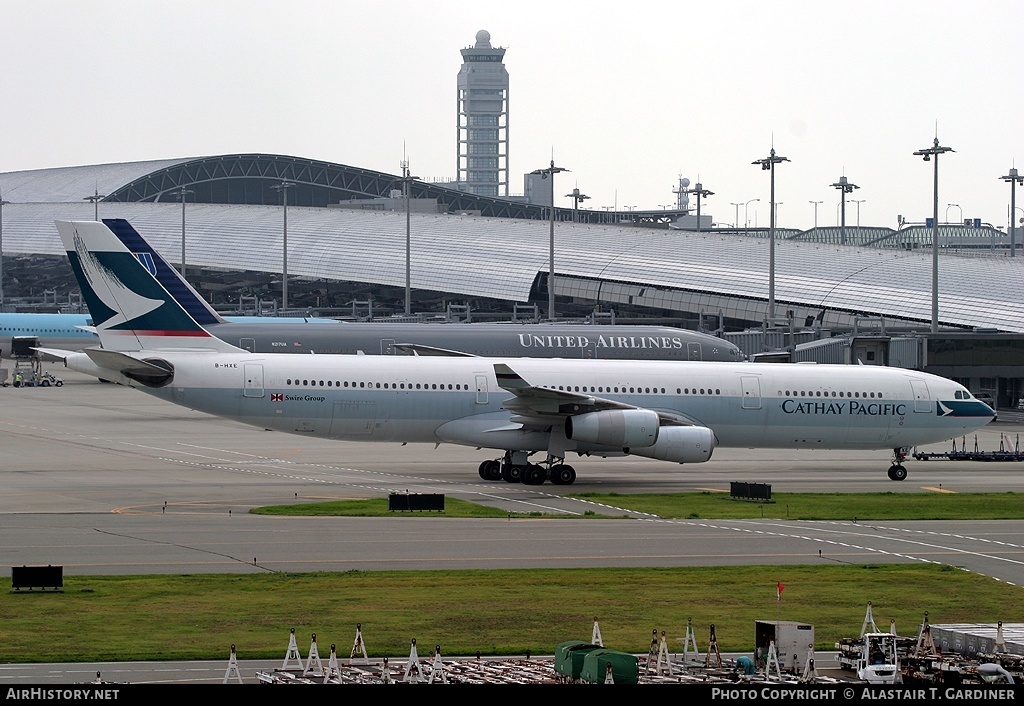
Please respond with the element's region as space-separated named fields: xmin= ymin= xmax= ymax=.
xmin=522 ymin=464 xmax=546 ymax=486
xmin=478 ymin=460 xmax=502 ymax=481
xmin=549 ymin=464 xmax=577 ymax=485
xmin=502 ymin=464 xmax=525 ymax=483
xmin=887 ymin=465 xmax=908 ymax=481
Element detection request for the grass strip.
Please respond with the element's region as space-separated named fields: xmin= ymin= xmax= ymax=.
xmin=2 ymin=564 xmax=1020 ymax=663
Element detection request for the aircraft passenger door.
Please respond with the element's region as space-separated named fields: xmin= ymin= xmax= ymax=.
xmin=239 ymin=338 xmax=255 ymax=353
xmin=475 ymin=374 xmax=488 ymax=404
xmin=910 ymin=379 xmax=931 ymax=413
xmin=740 ymin=376 xmax=762 ymax=410
xmin=688 ymin=343 xmax=702 ymax=361
xmin=243 ymin=364 xmax=264 ymax=398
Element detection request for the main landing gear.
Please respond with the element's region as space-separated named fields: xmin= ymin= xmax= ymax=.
xmin=887 ymin=448 xmax=909 ymax=481
xmin=477 ymin=452 xmax=577 ymax=486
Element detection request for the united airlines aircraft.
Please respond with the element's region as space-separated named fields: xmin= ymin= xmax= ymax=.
xmin=11 ymin=218 xmax=743 ymax=362
xmin=44 ymin=220 xmax=995 ymax=484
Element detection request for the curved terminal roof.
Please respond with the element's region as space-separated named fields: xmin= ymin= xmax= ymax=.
xmin=2 ymin=154 xmax=1023 ymax=332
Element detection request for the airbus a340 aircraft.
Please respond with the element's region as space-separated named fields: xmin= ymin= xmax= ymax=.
xmin=44 ymin=220 xmax=995 ymax=484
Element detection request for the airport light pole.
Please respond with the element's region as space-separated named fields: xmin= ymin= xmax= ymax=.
xmin=830 ymin=176 xmax=859 ymax=245
xmin=946 ymin=203 xmax=961 ymax=224
xmin=851 ymin=199 xmax=865 ymax=227
xmin=999 ymin=167 xmax=1023 ymax=257
xmin=530 ymin=160 xmax=569 ymax=321
xmin=731 ymin=202 xmax=742 ymax=231
xmin=752 ymin=148 xmax=789 ymax=321
xmin=809 ymin=200 xmax=822 ymax=228
xmin=0 ymin=192 xmax=7 ymax=306
xmin=400 ymin=161 xmax=419 ymax=316
xmin=684 ymin=182 xmax=714 ymax=232
xmin=565 ymin=187 xmax=590 ymax=223
xmin=914 ymin=137 xmax=954 ymax=333
xmin=84 ymin=188 xmax=105 ymax=221
xmin=744 ymin=199 xmax=759 ymax=232
xmin=270 ymin=180 xmax=294 ymax=310
xmin=174 ymin=187 xmax=194 ymax=279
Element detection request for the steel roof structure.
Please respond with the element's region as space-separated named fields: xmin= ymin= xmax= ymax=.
xmin=2 ymin=154 xmax=1023 ymax=332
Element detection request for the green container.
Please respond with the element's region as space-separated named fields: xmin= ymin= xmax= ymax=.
xmin=554 ymin=640 xmax=602 ymax=680
xmin=579 ymin=648 xmax=639 ymax=685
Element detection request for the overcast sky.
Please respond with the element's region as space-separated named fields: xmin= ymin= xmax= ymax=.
xmin=3 ymin=1 xmax=1023 ymax=231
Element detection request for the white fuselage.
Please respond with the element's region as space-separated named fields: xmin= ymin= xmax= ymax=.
xmin=75 ymin=352 xmax=991 ymax=459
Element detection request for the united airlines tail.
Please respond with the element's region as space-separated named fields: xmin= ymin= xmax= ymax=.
xmin=55 ymin=220 xmax=243 ymax=354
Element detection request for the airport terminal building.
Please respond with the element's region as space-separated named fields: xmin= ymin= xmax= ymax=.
xmin=1 ymin=153 xmax=1024 ymax=408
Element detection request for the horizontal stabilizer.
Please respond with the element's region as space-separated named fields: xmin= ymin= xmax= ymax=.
xmin=84 ymin=348 xmax=172 ymax=380
xmin=32 ymin=347 xmax=78 ymax=362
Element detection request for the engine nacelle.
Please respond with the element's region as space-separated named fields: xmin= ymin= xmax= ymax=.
xmin=626 ymin=425 xmax=715 ymax=464
xmin=565 ymin=409 xmax=659 ymax=448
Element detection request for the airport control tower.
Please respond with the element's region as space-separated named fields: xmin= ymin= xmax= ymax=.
xmin=456 ymin=30 xmax=509 ymax=197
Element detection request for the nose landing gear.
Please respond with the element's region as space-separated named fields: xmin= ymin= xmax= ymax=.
xmin=887 ymin=448 xmax=909 ymax=481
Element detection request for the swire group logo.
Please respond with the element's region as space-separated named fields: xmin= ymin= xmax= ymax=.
xmin=271 ymin=393 xmax=283 ymax=402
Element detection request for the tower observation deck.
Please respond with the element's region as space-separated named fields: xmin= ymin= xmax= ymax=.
xmin=457 ymin=30 xmax=509 ymax=197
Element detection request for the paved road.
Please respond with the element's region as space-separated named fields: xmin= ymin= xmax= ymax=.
xmin=1 ymin=367 xmax=1021 ymax=580
xmin=1 ymin=366 xmax=1021 ymax=685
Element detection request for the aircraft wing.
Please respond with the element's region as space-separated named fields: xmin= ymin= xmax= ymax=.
xmin=392 ymin=343 xmax=478 ymax=357
xmin=493 ymin=362 xmax=696 ymax=427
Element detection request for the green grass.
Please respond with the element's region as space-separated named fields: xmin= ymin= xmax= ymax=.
xmin=6 ymin=493 xmax=1020 ymax=664
xmin=252 ymin=497 xmax=544 ymax=518
xmin=570 ymin=491 xmax=1024 ymax=520
xmin=251 ymin=492 xmax=1024 ymax=521
xmin=3 ymin=565 xmax=1020 ymax=663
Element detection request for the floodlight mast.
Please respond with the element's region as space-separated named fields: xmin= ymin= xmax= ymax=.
xmin=913 ymin=137 xmax=954 ymax=333
xmin=830 ymin=176 xmax=860 ymax=245
xmin=752 ymin=148 xmax=789 ymax=321
xmin=174 ymin=187 xmax=194 ymax=279
xmin=684 ymin=182 xmax=714 ymax=232
xmin=0 ymin=192 xmax=8 ymax=305
xmin=565 ymin=187 xmax=590 ymax=223
xmin=1000 ymin=167 xmax=1024 ymax=258
xmin=531 ymin=160 xmax=569 ymax=321
xmin=270 ymin=181 xmax=294 ymax=310
xmin=83 ymin=188 xmax=105 ymax=221
xmin=400 ymin=161 xmax=419 ymax=315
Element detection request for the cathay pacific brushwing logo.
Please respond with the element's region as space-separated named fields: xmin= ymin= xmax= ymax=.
xmin=73 ymin=229 xmax=162 ymax=330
